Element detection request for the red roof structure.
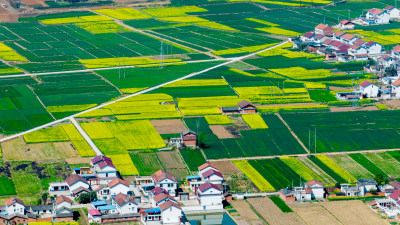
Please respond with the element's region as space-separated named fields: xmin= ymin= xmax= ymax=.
xmin=108 ymin=178 xmax=129 ymax=188
xmin=198 ymin=182 xmax=221 ymax=193
xmin=65 ymin=174 xmax=88 ymax=186
xmin=307 ymin=179 xmax=324 ymax=187
xmin=341 ymin=33 xmax=356 ymax=41
xmin=88 ymin=209 xmax=102 ymax=216
xmin=198 ymin=162 xmax=218 ymax=172
xmin=368 ymin=8 xmax=384 ymax=15
xmin=392 ymin=80 xmax=400 ymax=87
xmin=365 ymin=41 xmax=376 ymax=47
xmin=389 ymin=190 xmax=400 ymax=200
xmin=5 ymin=197 xmax=24 ymax=207
xmin=152 ymin=170 xmax=177 ymax=183
xmin=393 ymin=45 xmax=400 ymax=53
xmin=113 ymin=193 xmax=137 ymax=206
xmin=201 ymin=169 xmax=223 ymax=179
xmin=303 ymin=32 xmax=315 ymax=38
xmin=360 ymin=80 xmax=377 ymax=88
xmin=158 ymin=201 xmax=181 ymax=211
xmin=55 ymin=196 xmax=72 ymax=205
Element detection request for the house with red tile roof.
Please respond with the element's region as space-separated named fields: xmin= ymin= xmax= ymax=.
xmin=340 ymin=33 xmax=358 ymax=45
xmin=366 ymin=8 xmax=390 ymax=24
xmin=88 ymin=209 xmax=102 ymax=223
xmin=364 ymin=41 xmax=382 ymax=55
xmin=384 ymin=5 xmax=400 ymax=19
xmin=391 ymin=80 xmax=400 ymax=97
xmin=348 ymin=45 xmax=367 ymax=56
xmin=91 ymin=156 xmax=118 ymax=185
xmin=305 ymin=179 xmax=325 ymax=199
xmin=314 ymin=24 xmax=334 ymax=36
xmin=151 ymin=170 xmax=178 ymax=195
xmin=391 ymin=45 xmax=400 ymax=59
xmin=196 ymin=182 xmax=223 ymax=209
xmin=200 ymin=169 xmax=224 ymax=185
xmin=328 ymin=40 xmax=344 ymax=50
xmin=159 ymin=201 xmax=182 ymax=224
xmin=112 ymin=193 xmax=138 ymax=215
xmin=300 ymin=32 xmax=315 ymax=42
xmin=333 ymin=31 xmax=345 ymax=40
xmin=338 ymin=19 xmax=355 ymax=30
xmin=65 ymin=174 xmax=90 ymax=195
xmin=5 ymin=197 xmax=25 ymax=215
xmin=359 ymin=80 xmax=380 ymax=98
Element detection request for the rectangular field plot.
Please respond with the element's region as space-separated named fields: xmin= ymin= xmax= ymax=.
xmin=202 ymin=114 xmax=306 ymax=159
xmin=157 ymin=150 xmax=188 ymax=178
xmin=179 ymin=150 xmax=206 ymax=171
xmin=130 ymin=153 xmax=164 ymax=176
xmin=328 ymin=155 xmax=373 ymax=179
xmin=281 ymin=111 xmax=400 ymax=153
xmin=364 ymin=152 xmax=400 ymax=178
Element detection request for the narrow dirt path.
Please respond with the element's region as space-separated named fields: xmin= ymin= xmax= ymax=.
xmin=26 ymin=85 xmax=56 ymax=120
xmin=275 ymin=113 xmax=309 ymax=153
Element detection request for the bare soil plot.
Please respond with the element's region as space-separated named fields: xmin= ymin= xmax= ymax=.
xmin=247 ymin=197 xmax=306 ymax=225
xmin=210 ymin=125 xmax=236 ymax=139
xmin=321 ymin=200 xmax=388 ymax=225
xmin=289 ymin=203 xmax=341 ymax=225
xmin=21 ymin=0 xmax=48 ymax=6
xmin=213 ymin=161 xmax=242 ymax=174
xmin=231 ymin=200 xmax=260 ymax=221
xmin=157 ymin=151 xmax=187 ymax=170
xmin=330 ymin=106 xmax=378 ymax=112
xmin=65 ymin=157 xmax=91 ymax=165
xmin=2 ymin=137 xmax=79 ymax=161
xmin=383 ymin=100 xmax=400 ymax=109
xmin=151 ymin=119 xmax=187 ymax=134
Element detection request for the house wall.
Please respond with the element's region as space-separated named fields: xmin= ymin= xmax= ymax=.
xmin=161 ymin=207 xmax=182 ymax=224
xmin=198 ymin=194 xmax=222 ymax=206
xmin=118 ymin=203 xmax=138 ymax=214
xmin=203 ymin=175 xmax=223 ymax=184
xmin=6 ymin=203 xmax=25 ymax=215
xmin=156 ymin=179 xmax=177 ymax=195
xmin=367 ymin=44 xmax=382 ymax=55
xmin=55 ymin=217 xmax=74 ymax=222
xmin=110 ymin=184 xmax=129 ymax=196
xmin=183 ymin=140 xmax=196 ymax=147
xmin=388 ymin=8 xmax=400 ymax=18
xmin=362 ymin=85 xmax=379 ymax=97
xmin=69 ymin=181 xmax=90 ymax=192
xmin=101 ymin=216 xmax=140 ymax=223
xmin=311 ymin=188 xmax=325 ymax=199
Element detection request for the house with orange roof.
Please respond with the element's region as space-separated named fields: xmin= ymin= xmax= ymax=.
xmin=391 ymin=80 xmax=400 ymax=96
xmin=365 ymin=8 xmax=390 ymax=24
xmin=384 ymin=5 xmax=400 ymax=19
xmin=151 ymin=170 xmax=178 ymax=195
xmin=305 ymin=179 xmax=325 ymax=199
xmin=338 ymin=19 xmax=355 ymax=30
xmin=314 ymin=24 xmax=334 ymax=36
xmin=359 ymin=80 xmax=380 ymax=98
xmin=392 ymin=45 xmax=400 ymax=59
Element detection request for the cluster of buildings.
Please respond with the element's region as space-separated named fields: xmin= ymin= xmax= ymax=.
xmin=279 ymin=178 xmax=380 ymax=202
xmin=47 ymin=156 xmax=225 ymax=224
xmin=300 ymin=23 xmax=383 ymax=62
xmin=356 ymin=6 xmax=399 ymax=25
xmin=220 ymin=100 xmax=257 ymax=114
xmin=0 ymin=196 xmax=73 ymax=224
xmin=374 ymin=180 xmax=400 ymax=218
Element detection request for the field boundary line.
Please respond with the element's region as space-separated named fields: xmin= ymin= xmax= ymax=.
xmin=69 ymin=117 xmax=102 ymax=156
xmin=275 ymin=113 xmax=309 ymax=153
xmin=320 ymin=203 xmax=345 ymax=225
xmin=93 ymin=72 xmax=124 ymax=95
xmin=26 ymin=85 xmax=56 ymax=121
xmin=0 ymin=58 xmax=232 ymax=79
xmin=245 ymin=199 xmax=270 ymax=225
xmin=0 ymin=41 xmax=288 ymax=143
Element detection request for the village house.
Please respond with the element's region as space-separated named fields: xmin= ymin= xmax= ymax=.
xmin=5 ymin=197 xmax=25 ymax=215
xmin=348 ymin=45 xmax=367 ymax=56
xmin=48 ymin=182 xmax=69 ymax=195
xmin=159 ymin=201 xmax=182 ymax=224
xmin=238 ymin=100 xmax=257 ymax=114
xmin=314 ymin=24 xmax=334 ymax=36
xmin=365 ymin=41 xmax=383 ymax=55
xmin=391 ymin=80 xmax=400 ymax=97
xmin=151 ymin=170 xmax=178 ymax=195
xmin=91 ymin=155 xmax=118 ymax=185
xmin=312 ymin=34 xmax=327 ymax=44
xmin=365 ymin=8 xmax=390 ymax=24
xmin=354 ymin=39 xmax=367 ymax=46
xmin=112 ymin=193 xmax=138 ymax=215
xmin=200 ymin=169 xmax=224 ymax=186
xmin=333 ymin=31 xmax=345 ymax=41
xmin=328 ymin=40 xmax=344 ymax=50
xmin=96 ymin=178 xmax=130 ymax=200
xmin=300 ymin=32 xmax=315 ymax=42
xmin=181 ymin=130 xmax=197 ymax=147
xmin=380 ymin=55 xmax=394 ymax=68
xmin=357 ymin=179 xmax=377 ymax=196
xmin=278 ymin=189 xmax=296 ymax=202
xmin=384 ymin=5 xmax=400 ymax=18
xmin=152 ymin=193 xmax=177 ymax=208
xmin=340 ymin=33 xmax=358 ymax=45
xmin=359 ymin=80 xmax=380 ymax=98
xmin=53 ymin=196 xmax=74 ymax=221
xmin=196 ymin=182 xmax=223 ymax=209
xmin=88 ymin=209 xmax=102 ymax=223
xmin=338 ymin=19 xmax=355 ymax=30
xmin=341 ymin=183 xmax=360 ymax=197
xmin=187 ymin=162 xmax=224 ymax=192
xmin=391 ymin=45 xmax=400 ymax=59
xmin=65 ymin=174 xmax=90 ymax=197
xmin=305 ymin=179 xmax=325 ymax=199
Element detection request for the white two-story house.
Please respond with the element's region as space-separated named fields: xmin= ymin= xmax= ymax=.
xmin=392 ymin=80 xmax=400 ymax=97
xmin=391 ymin=45 xmax=400 ymax=59
xmin=357 ymin=179 xmax=377 ymax=196
xmin=365 ymin=41 xmax=382 ymax=55
xmin=305 ymin=179 xmax=325 ymax=199
xmin=384 ymin=5 xmax=400 ymax=18
xmin=159 ymin=201 xmax=182 ymax=224
xmin=112 ymin=193 xmax=138 ymax=215
xmin=65 ymin=174 xmax=90 ymax=197
xmin=151 ymin=170 xmax=178 ymax=196
xmin=91 ymin=155 xmax=118 ymax=185
xmin=196 ymin=182 xmax=223 ymax=209
xmin=359 ymin=80 xmax=380 ymax=98
xmin=366 ymin=8 xmax=390 ymax=24
xmin=5 ymin=197 xmax=25 ymax=215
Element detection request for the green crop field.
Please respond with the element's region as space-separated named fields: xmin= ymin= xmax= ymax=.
xmin=130 ymin=153 xmax=164 ymax=176
xmin=179 ymin=150 xmax=206 ymax=171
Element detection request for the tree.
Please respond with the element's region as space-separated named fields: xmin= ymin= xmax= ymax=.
xmin=41 ymin=193 xmax=49 ymax=205
xmin=78 ymin=192 xmax=97 ymax=204
xmin=374 ymin=174 xmax=388 ymax=185
xmin=384 ymin=65 xmax=397 ymax=77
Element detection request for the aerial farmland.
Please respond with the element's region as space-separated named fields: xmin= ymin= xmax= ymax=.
xmin=0 ymin=0 xmax=400 ymax=223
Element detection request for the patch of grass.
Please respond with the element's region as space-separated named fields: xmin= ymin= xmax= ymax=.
xmin=269 ymin=196 xmax=293 ymax=212
xmin=12 ymin=170 xmax=41 ymax=194
xmin=0 ymin=177 xmax=17 ymax=195
xmin=180 ymin=150 xmax=206 ymax=171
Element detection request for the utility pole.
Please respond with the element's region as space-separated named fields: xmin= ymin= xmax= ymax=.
xmin=118 ymin=55 xmax=121 ymax=79
xmin=160 ymin=41 xmax=164 ymax=67
xmin=123 ymin=54 xmax=126 ymax=79
xmin=315 ymin=127 xmax=317 ymax=154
